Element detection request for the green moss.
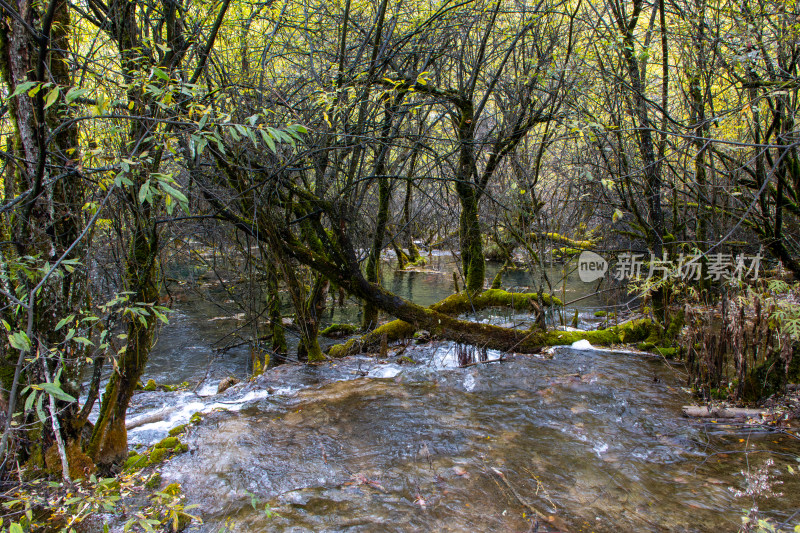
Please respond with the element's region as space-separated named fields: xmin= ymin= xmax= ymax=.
xmin=124 ymin=453 xmax=147 ymax=472
xmin=539 ymin=232 xmax=596 ymax=250
xmin=145 ymin=473 xmax=162 ymax=490
xmin=155 ymin=437 xmax=180 ymax=450
xmin=189 ymin=412 xmax=203 ymax=424
xmin=398 ymin=356 xmax=417 ymax=364
xmin=536 ymin=319 xmax=657 ymax=347
xmin=594 ymin=311 xmax=607 ymax=317
xmin=406 ymin=257 xmax=427 ymax=268
xmin=328 ymin=319 xmax=415 ymax=358
xmin=653 ymin=347 xmax=679 ymax=359
xmin=320 ymin=323 xmax=359 ymax=338
xmin=143 ymin=379 xmax=157 ymax=392
xmin=163 ymin=483 xmax=182 ymax=496
xmin=665 ymin=310 xmax=685 ymax=340
xmin=491 ymin=271 xmax=502 ymax=289
xmin=432 ymin=289 xmax=561 ymax=315
xmin=148 ymin=448 xmax=169 ymax=465
xmin=553 ymin=247 xmax=581 ymax=259
xmin=168 ymin=424 xmax=187 ymax=437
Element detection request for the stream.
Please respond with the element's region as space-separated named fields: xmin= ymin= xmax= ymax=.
xmin=117 ymin=256 xmax=799 ymax=531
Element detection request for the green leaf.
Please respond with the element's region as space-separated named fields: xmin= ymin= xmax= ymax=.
xmin=10 ymin=523 xmax=24 ymax=533
xmin=55 ymin=314 xmax=75 ymax=331
xmin=151 ymin=308 xmax=169 ymax=324
xmin=9 ymin=331 xmax=31 ymax=352
xmin=36 ymin=393 xmax=46 ymax=423
xmin=65 ymin=86 xmax=88 ymax=103
xmin=72 ymin=337 xmax=94 ymax=347
xmin=39 ymin=382 xmax=77 ymax=403
xmin=158 ymin=182 xmax=188 ymax=204
xmin=259 ymin=129 xmax=276 ymax=152
xmin=153 ymin=67 xmax=169 ymax=81
xmin=44 ymin=87 xmax=60 ymax=109
xmin=24 ymin=390 xmax=37 ymax=412
xmin=139 ymin=181 xmax=151 ymax=205
xmin=11 ymin=81 xmax=37 ymax=97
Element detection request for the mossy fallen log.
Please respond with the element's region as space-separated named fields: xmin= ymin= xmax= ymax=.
xmin=534 ymin=232 xmax=597 ymax=250
xmin=320 ymin=323 xmax=360 ymax=338
xmin=328 ymin=319 xmax=416 ymax=358
xmin=328 ymin=289 xmax=562 ymax=358
xmin=535 ymin=319 xmax=657 ymax=346
xmin=431 ymin=288 xmax=561 ymax=314
xmin=329 ymin=317 xmax=659 ymax=358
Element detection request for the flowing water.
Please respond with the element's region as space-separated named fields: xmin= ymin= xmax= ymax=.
xmin=119 ymin=256 xmax=799 ymax=531
xmin=144 ymin=255 xmax=614 ymax=388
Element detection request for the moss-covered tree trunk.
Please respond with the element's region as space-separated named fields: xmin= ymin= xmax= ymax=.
xmin=455 ymin=103 xmax=485 ymax=292
xmin=0 ymin=0 xmax=89 ymax=470
xmin=88 ymin=223 xmax=159 ymax=466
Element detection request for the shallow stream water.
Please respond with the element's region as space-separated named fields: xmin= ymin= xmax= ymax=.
xmin=118 ymin=256 xmax=799 ymax=531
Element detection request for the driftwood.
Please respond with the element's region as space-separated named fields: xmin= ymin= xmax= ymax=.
xmin=681 ymin=406 xmax=769 ymax=419
xmin=125 ymin=406 xmax=180 ymax=430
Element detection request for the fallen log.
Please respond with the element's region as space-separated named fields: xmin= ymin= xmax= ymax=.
xmin=327 ymin=288 xmax=563 ymax=358
xmin=125 ymin=406 xmax=180 ymax=430
xmin=681 ymin=406 xmax=769 ymax=419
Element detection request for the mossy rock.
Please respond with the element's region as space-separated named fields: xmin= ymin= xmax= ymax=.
xmin=143 ymin=379 xmax=157 ymax=392
xmin=593 ymin=311 xmax=607 ymax=318
xmin=168 ymin=424 xmax=187 ymax=437
xmin=155 ymin=436 xmax=180 ymax=450
xmin=320 ymin=323 xmax=359 ymax=338
xmin=189 ymin=412 xmax=203 ymax=424
xmin=148 ymin=448 xmax=169 ymax=465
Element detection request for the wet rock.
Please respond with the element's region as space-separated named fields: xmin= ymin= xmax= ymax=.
xmin=217 ymin=376 xmax=241 ymax=394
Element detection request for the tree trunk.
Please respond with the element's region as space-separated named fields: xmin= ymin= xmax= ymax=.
xmin=455 ymin=104 xmax=485 ymax=292
xmin=88 ymin=223 xmax=159 ymax=466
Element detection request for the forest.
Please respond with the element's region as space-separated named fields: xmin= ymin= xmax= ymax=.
xmin=0 ymin=0 xmax=799 ymax=530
